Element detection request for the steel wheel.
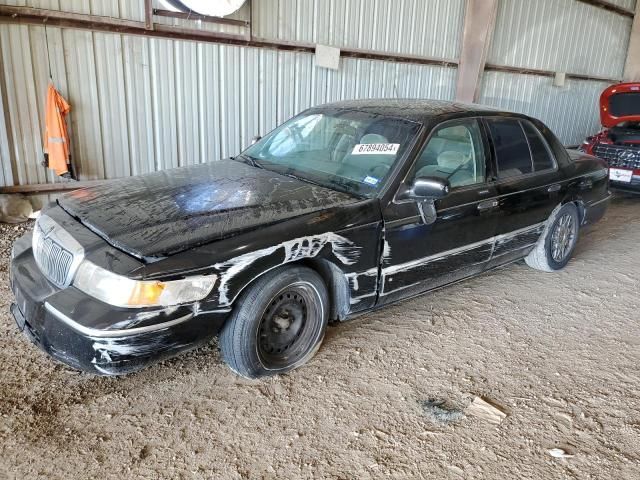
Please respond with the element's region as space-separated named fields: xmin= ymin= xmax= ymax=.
xmin=256 ymin=281 xmax=323 ymax=370
xmin=219 ymin=266 xmax=328 ymax=379
xmin=550 ymin=213 xmax=577 ymax=262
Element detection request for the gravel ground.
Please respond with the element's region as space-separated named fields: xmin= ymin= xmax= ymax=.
xmin=0 ymin=196 xmax=638 ymax=479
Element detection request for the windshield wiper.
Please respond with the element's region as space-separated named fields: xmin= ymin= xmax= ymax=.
xmin=325 ymin=177 xmax=365 ymax=196
xmin=234 ymin=154 xmax=264 ymax=169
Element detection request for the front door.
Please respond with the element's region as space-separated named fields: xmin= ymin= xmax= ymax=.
xmin=379 ymin=118 xmax=500 ymax=306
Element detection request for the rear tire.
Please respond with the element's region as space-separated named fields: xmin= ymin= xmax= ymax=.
xmin=219 ymin=266 xmax=328 ymax=379
xmin=525 ymin=203 xmax=579 ymax=272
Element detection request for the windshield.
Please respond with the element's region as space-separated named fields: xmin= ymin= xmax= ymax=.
xmin=239 ymin=109 xmax=421 ymax=197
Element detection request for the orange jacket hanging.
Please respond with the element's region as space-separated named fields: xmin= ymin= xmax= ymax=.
xmin=43 ymin=83 xmax=71 ymax=176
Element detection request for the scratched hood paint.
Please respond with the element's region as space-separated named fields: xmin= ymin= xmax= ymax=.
xmin=58 ymin=160 xmax=357 ymax=260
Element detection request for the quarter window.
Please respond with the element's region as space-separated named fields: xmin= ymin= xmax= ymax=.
xmin=486 ymin=118 xmax=533 ymax=179
xmin=522 ymin=121 xmax=555 ymax=172
xmin=410 ymin=120 xmax=486 ymax=189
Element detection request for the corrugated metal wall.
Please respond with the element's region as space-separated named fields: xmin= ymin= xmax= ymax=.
xmin=488 ymin=0 xmax=632 ymax=78
xmin=252 ymin=0 xmax=465 ymax=60
xmin=0 ymin=21 xmax=457 ymax=185
xmin=479 ymin=71 xmax=610 ymax=144
xmin=0 ymin=0 xmax=144 ymax=20
xmin=0 ymin=0 xmax=637 ymax=186
xmin=0 ymin=78 xmax=13 ymax=186
xmin=482 ymin=0 xmax=634 ymax=145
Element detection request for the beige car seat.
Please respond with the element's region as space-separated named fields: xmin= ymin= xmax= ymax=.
xmin=416 ymin=150 xmax=474 ymax=186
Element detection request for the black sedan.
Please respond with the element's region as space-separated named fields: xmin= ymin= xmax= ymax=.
xmin=10 ymin=100 xmax=611 ymax=378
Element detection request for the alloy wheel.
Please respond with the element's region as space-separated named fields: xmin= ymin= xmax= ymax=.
xmin=550 ymin=213 xmax=576 ymax=262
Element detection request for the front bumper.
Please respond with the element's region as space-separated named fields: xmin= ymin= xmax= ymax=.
xmin=10 ymin=234 xmax=229 ymax=375
xmin=610 ymin=177 xmax=640 ymax=193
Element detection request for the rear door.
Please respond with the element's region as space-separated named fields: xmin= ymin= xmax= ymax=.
xmin=379 ymin=118 xmax=500 ymax=305
xmin=483 ymin=117 xmax=562 ymax=268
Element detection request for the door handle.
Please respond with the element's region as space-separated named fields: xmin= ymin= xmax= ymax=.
xmin=477 ymin=199 xmax=499 ymax=211
xmin=578 ymin=179 xmax=593 ymax=190
xmin=547 ymin=184 xmax=561 ymax=193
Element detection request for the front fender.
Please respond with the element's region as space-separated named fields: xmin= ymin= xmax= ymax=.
xmin=136 ymin=200 xmax=383 ymax=313
xmin=210 ymin=231 xmax=363 ymax=307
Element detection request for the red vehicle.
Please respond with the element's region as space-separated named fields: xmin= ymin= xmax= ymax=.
xmin=582 ymin=83 xmax=640 ymax=192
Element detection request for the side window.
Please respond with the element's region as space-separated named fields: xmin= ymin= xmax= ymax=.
xmin=521 ymin=121 xmax=556 ymax=172
xmin=487 ymin=118 xmax=533 ymax=179
xmin=411 ymin=120 xmax=486 ymax=189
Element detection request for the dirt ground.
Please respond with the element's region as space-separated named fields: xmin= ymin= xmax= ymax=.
xmin=0 ymin=196 xmax=638 ymax=480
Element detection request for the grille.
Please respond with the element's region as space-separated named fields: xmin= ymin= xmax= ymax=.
xmin=33 ymin=225 xmax=74 ymax=287
xmin=32 ymin=216 xmax=84 ymax=288
xmin=592 ymin=144 xmax=640 ymax=170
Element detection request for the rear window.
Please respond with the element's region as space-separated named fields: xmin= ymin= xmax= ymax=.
xmin=522 ymin=121 xmax=555 ymax=172
xmin=610 ymin=92 xmax=640 ymax=117
xmin=486 ymin=118 xmax=533 ymax=179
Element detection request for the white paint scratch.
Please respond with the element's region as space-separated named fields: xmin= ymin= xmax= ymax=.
xmin=92 ymin=340 xmax=140 ymax=357
xmin=214 ymin=232 xmax=361 ymax=305
xmin=345 ymin=268 xmax=378 ymax=293
xmin=346 ymin=272 xmax=359 ymax=291
xmin=349 ymin=292 xmax=377 ymax=305
xmin=382 ymin=240 xmax=391 ymax=263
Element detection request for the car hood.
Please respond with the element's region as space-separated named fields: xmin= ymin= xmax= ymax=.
xmin=58 ymin=160 xmax=358 ymax=260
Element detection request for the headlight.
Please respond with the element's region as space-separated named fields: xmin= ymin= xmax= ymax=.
xmin=73 ymin=261 xmax=217 ymax=308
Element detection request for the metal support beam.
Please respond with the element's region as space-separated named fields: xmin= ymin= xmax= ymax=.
xmin=624 ymin=2 xmax=640 ymax=81
xmin=0 ymin=5 xmax=457 ymax=68
xmin=455 ymin=0 xmax=498 ymax=103
xmin=144 ymin=0 xmax=154 ymax=30
xmin=484 ymin=63 xmax=620 ymax=84
xmin=575 ymin=0 xmax=635 ymax=17
xmin=248 ymin=0 xmax=253 ymax=40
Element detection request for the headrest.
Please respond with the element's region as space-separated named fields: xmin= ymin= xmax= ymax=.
xmin=438 ymin=126 xmax=469 ymax=141
xmin=437 ymin=151 xmax=466 ymax=169
xmin=360 ymin=133 xmax=389 ymax=145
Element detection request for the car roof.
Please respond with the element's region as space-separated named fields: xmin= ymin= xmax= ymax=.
xmin=317 ymin=99 xmax=506 ymax=124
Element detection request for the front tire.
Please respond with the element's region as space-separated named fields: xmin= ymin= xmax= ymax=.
xmin=219 ymin=266 xmax=329 ymax=379
xmin=525 ymin=203 xmax=580 ymax=272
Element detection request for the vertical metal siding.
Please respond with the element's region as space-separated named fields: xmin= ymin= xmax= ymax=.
xmin=479 ymin=71 xmax=610 ymax=145
xmin=122 ymin=35 xmax=155 ymax=176
xmin=0 ymin=63 xmax=14 ymax=187
xmin=149 ymin=37 xmax=178 ymax=171
xmin=62 ymin=28 xmax=106 ymax=180
xmin=489 ymin=0 xmax=632 ymax=79
xmin=0 ymin=25 xmax=48 ymax=186
xmin=94 ymin=32 xmax=131 ymax=179
xmin=2 ymin=0 xmax=633 ymax=187
xmin=253 ymin=0 xmax=465 ymax=60
xmin=0 ymin=0 xmax=145 ymax=21
xmin=0 ymin=22 xmax=457 ymax=186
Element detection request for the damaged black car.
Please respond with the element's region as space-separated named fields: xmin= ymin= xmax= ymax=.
xmin=10 ymin=99 xmax=611 ymax=379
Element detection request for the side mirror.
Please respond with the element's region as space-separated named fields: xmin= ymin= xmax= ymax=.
xmin=409 ymin=176 xmax=450 ymax=200
xmin=250 ymin=135 xmax=262 ymax=146
xmin=396 ymin=176 xmax=450 ymax=225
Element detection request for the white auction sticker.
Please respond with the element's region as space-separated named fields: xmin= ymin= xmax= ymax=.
xmin=363 ymin=176 xmax=379 ymax=186
xmin=352 ymin=143 xmax=400 ymax=155
xmin=609 ymin=168 xmax=633 ymax=183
